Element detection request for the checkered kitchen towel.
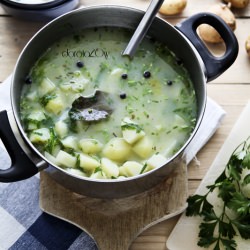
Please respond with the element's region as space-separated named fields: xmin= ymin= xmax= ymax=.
xmin=0 ymin=75 xmax=225 ymax=249
xmin=0 ymin=175 xmax=97 ymax=250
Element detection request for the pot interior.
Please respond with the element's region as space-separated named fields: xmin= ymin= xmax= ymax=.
xmin=11 ymin=6 xmax=206 ymax=197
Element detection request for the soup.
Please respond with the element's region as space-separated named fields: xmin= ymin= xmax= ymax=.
xmin=20 ymin=27 xmax=197 ymax=179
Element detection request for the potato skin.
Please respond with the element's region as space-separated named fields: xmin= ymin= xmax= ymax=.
xmin=223 ymin=0 xmax=249 ymax=8
xmin=159 ymin=0 xmax=187 ymax=15
xmin=198 ymin=3 xmax=236 ymax=43
xmin=246 ymin=36 xmax=250 ymax=57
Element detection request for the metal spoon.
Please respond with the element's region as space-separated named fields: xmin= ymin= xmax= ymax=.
xmin=122 ymin=0 xmax=164 ymax=58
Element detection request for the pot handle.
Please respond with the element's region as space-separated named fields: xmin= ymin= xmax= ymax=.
xmin=176 ymin=12 xmax=238 ymax=82
xmin=0 ymin=110 xmax=38 ymax=182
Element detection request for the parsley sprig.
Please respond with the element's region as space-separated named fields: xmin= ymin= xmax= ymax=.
xmin=186 ymin=137 xmax=250 ymax=250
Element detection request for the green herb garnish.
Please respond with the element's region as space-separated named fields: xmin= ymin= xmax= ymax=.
xmin=40 ymin=93 xmax=57 ymax=107
xmin=121 ymin=123 xmax=143 ymax=133
xmin=44 ymin=127 xmax=61 ymax=154
xmin=186 ymin=137 xmax=250 ymax=250
xmin=140 ymin=163 xmax=148 ymax=174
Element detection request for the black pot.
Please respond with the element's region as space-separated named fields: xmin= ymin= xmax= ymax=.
xmin=0 ymin=6 xmax=238 ymax=198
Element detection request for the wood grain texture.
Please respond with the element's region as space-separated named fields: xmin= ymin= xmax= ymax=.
xmin=40 ymin=161 xmax=187 ymax=250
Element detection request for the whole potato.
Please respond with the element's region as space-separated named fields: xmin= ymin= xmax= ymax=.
xmin=223 ymin=0 xmax=249 ymax=8
xmin=198 ymin=3 xmax=236 ymax=43
xmin=159 ymin=0 xmax=187 ymax=15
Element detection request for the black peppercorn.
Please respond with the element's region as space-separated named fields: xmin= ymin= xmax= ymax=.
xmin=120 ymin=93 xmax=127 ymax=99
xmin=143 ymin=71 xmax=151 ymax=78
xmin=121 ymin=73 xmax=128 ymax=79
xmin=25 ymin=76 xmax=32 ymax=84
xmin=76 ymin=61 xmax=84 ymax=68
xmin=167 ymin=80 xmax=173 ymax=86
xmin=176 ymin=58 xmax=183 ymax=65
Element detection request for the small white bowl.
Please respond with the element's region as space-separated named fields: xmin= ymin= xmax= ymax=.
xmin=0 ymin=0 xmax=79 ymax=22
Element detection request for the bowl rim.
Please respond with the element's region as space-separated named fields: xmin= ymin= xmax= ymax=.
xmin=0 ymin=0 xmax=70 ymax=10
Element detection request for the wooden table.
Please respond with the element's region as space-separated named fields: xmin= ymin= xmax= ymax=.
xmin=0 ymin=1 xmax=249 ymax=249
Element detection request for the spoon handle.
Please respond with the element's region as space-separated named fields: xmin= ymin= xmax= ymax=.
xmin=122 ymin=0 xmax=164 ymax=58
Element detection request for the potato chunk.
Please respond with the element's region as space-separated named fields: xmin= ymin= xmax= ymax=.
xmin=55 ymin=120 xmax=68 ymax=138
xmin=66 ymin=168 xmax=87 ymax=177
xmin=44 ymin=151 xmax=58 ymax=165
xmin=27 ymin=111 xmax=46 ymax=130
xmin=132 ymin=136 xmax=153 ymax=158
xmin=120 ymin=161 xmax=144 ymax=177
xmin=56 ymin=150 xmax=77 ymax=168
xmin=79 ymin=139 xmax=103 ymax=154
xmin=102 ymin=137 xmax=131 ymax=162
xmin=29 ymin=128 xmax=50 ymax=144
xmin=38 ymin=78 xmax=56 ymax=97
xmin=101 ymin=157 xmax=119 ymax=178
xmin=146 ymin=154 xmax=167 ymax=170
xmin=79 ymin=153 xmax=100 ymax=172
xmin=90 ymin=170 xmax=106 ymax=179
xmin=45 ymin=95 xmax=64 ymax=115
xmin=28 ymin=111 xmax=46 ymax=122
xmin=121 ymin=117 xmax=145 ymax=144
xmin=61 ymin=136 xmax=78 ymax=150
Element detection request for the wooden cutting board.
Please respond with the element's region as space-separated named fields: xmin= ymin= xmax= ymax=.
xmin=40 ymin=159 xmax=188 ymax=250
xmin=167 ymin=101 xmax=250 ymax=250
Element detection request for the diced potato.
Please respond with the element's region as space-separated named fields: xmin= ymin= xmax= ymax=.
xmin=45 ymin=95 xmax=64 ymax=115
xmin=56 ymin=150 xmax=77 ymax=168
xmin=146 ymin=154 xmax=167 ymax=170
xmin=122 ymin=129 xmax=145 ymax=145
xmin=102 ymin=137 xmax=131 ymax=162
xmin=66 ymin=168 xmax=87 ymax=177
xmin=28 ymin=111 xmax=46 ymax=122
xmin=26 ymin=91 xmax=37 ymax=101
xmin=79 ymin=139 xmax=103 ymax=154
xmin=61 ymin=136 xmax=78 ymax=150
xmin=38 ymin=78 xmax=56 ymax=97
xmin=27 ymin=123 xmax=38 ymax=131
xmin=44 ymin=151 xmax=58 ymax=165
xmin=55 ymin=120 xmax=68 ymax=138
xmin=132 ymin=136 xmax=153 ymax=158
xmin=121 ymin=161 xmax=143 ymax=177
xmin=90 ymin=170 xmax=106 ymax=179
xmin=101 ymin=158 xmax=119 ymax=178
xmin=27 ymin=111 xmax=46 ymax=130
xmin=79 ymin=153 xmax=100 ymax=172
xmin=121 ymin=117 xmax=145 ymax=144
xmin=29 ymin=128 xmax=50 ymax=143
xmin=119 ymin=166 xmax=127 ymax=177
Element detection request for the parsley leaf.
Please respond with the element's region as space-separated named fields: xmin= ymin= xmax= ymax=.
xmin=186 ymin=136 xmax=250 ymax=250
